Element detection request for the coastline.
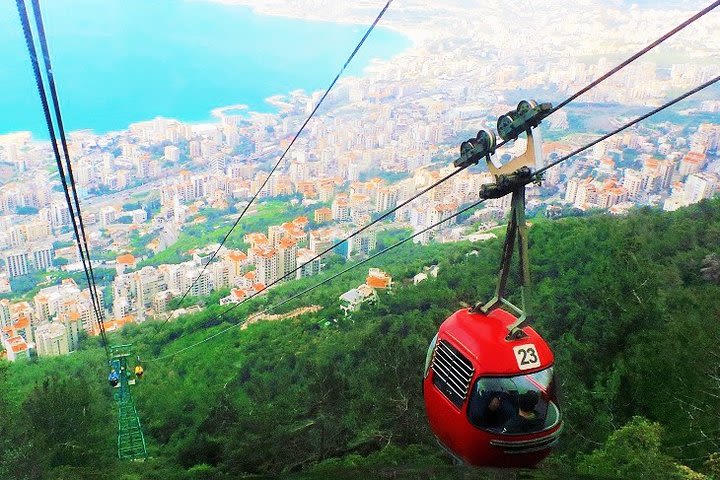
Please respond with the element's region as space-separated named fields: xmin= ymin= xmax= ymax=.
xmin=168 ymin=1 xmax=421 ymax=137
xmin=190 ymin=0 xmax=428 ymax=47
xmin=2 ymin=0 xmax=416 ymax=140
xmin=195 ymin=1 xmax=419 ymax=135
xmin=211 ymin=104 xmax=249 ymax=119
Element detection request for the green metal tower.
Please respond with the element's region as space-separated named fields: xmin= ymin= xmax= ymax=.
xmin=110 ymin=344 xmax=148 ymax=461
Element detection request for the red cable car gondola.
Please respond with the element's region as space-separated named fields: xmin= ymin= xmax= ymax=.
xmin=424 ymin=103 xmax=562 ymax=467
xmin=423 ymin=308 xmax=561 ymax=468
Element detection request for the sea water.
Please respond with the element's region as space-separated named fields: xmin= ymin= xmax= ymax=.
xmin=0 ymin=0 xmax=409 ymax=137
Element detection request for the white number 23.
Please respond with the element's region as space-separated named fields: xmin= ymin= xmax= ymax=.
xmin=513 ymin=344 xmax=540 ymax=370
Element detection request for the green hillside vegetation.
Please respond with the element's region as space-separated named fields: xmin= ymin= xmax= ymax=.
xmin=1 ymin=199 xmax=719 ymax=479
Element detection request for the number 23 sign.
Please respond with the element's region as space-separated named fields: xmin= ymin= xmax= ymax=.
xmin=513 ymin=344 xmax=541 ymax=370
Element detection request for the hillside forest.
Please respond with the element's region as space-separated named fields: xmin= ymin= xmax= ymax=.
xmin=1 ymin=199 xmax=719 ymax=479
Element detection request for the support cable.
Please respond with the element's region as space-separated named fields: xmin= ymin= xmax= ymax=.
xmin=29 ymin=0 xmax=108 ymax=342
xmin=169 ymin=0 xmax=395 ymax=312
xmin=15 ymin=0 xmax=109 ymax=357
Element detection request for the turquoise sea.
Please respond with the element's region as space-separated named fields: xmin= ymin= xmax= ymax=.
xmin=0 ymin=0 xmax=409 ymax=138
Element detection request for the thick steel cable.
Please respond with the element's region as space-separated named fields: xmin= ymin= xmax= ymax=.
xmin=15 ymin=0 xmax=110 ymax=359
xmin=168 ymin=0 xmax=395 ymax=315
xmin=29 ymin=0 xmax=108 ymax=340
xmin=537 ymin=74 xmax=720 ymax=178
xmin=148 ymin=74 xmax=720 ymax=362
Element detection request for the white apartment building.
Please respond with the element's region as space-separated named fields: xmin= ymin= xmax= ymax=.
xmin=685 ymin=173 xmax=716 ymax=204
xmin=34 ymin=322 xmax=70 ymax=357
xmin=296 ymin=248 xmax=322 ymax=279
xmin=278 ymin=237 xmax=298 ymax=281
xmin=254 ymin=246 xmax=279 ymax=286
xmin=4 ymin=251 xmax=29 ymax=277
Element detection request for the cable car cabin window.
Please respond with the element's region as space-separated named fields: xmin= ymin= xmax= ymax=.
xmin=431 ymin=340 xmax=474 ymax=408
xmin=424 ymin=333 xmax=438 ymax=378
xmin=467 ymin=366 xmax=559 ymax=434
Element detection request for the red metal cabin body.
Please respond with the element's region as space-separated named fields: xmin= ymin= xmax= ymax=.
xmin=423 ymin=308 xmax=562 ymax=468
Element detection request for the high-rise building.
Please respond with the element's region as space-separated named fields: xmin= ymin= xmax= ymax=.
xmin=184 ymin=269 xmax=210 ymax=297
xmin=32 ymin=244 xmax=54 ymax=271
xmin=253 ymin=245 xmax=279 ymax=286
xmin=375 ymin=187 xmax=398 ymax=213
xmin=347 ymin=230 xmax=376 ymax=259
xmin=189 ymin=140 xmax=201 ymax=158
xmin=99 ymin=206 xmax=117 ymax=227
xmin=679 ymin=152 xmax=705 ymax=176
xmin=0 ymin=299 xmax=11 ymax=329
xmin=223 ymin=250 xmax=248 ymax=286
xmin=209 ymin=262 xmax=229 ymax=290
xmin=278 ymin=237 xmax=298 ymax=281
xmin=50 ymin=201 xmax=71 ymax=227
xmin=210 ymin=155 xmax=226 ymax=176
xmin=24 ymin=220 xmax=52 ymax=242
xmin=164 ymin=145 xmax=180 ymax=162
xmin=192 ymin=175 xmax=206 ymax=199
xmin=332 ymin=195 xmax=351 ymax=221
xmin=268 ymin=225 xmax=285 ymax=246
xmin=685 ymin=173 xmax=716 ymax=204
xmin=623 ymin=170 xmax=645 ymax=199
xmin=60 ymin=311 xmax=83 ymax=351
xmin=35 ymin=322 xmax=70 ymax=356
xmin=4 ymin=251 xmax=29 ymax=277
xmin=296 ymin=248 xmax=322 ymax=279
xmin=564 ymin=179 xmax=580 ymax=204
xmin=314 ymin=207 xmax=332 ymax=223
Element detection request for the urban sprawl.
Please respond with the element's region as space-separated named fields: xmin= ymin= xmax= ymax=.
xmin=1 ymin=0 xmax=719 ymax=361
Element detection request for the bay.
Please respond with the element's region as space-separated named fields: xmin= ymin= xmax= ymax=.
xmin=0 ymin=0 xmax=409 ymax=138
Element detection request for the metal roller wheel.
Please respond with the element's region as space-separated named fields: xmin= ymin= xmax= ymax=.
xmin=460 ymin=139 xmax=475 ymax=159
xmin=497 ymin=114 xmax=515 ymax=141
xmin=516 ymin=100 xmax=538 ymax=119
xmin=476 ymin=129 xmax=496 ymax=153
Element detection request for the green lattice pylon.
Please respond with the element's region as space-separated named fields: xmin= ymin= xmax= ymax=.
xmin=110 ymin=344 xmax=148 ymax=461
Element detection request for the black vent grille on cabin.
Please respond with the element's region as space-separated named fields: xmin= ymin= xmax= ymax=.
xmin=431 ymin=339 xmax=474 ymax=408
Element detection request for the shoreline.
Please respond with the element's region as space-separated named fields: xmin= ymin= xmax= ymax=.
xmin=192 ymin=0 xmax=428 ymax=46
xmin=2 ymin=1 xmax=416 ymax=140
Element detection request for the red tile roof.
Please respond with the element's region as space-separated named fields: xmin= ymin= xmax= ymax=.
xmin=228 ymin=250 xmax=248 ymax=261
xmin=116 ymin=253 xmax=136 ymax=265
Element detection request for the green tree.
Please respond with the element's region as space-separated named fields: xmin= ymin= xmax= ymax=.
xmin=579 ymin=417 xmax=705 ymax=479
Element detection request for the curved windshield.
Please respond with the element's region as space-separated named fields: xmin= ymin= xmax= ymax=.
xmin=467 ymin=366 xmax=559 ymax=434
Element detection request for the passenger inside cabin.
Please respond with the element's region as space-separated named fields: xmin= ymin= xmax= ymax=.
xmin=502 ymin=390 xmax=544 ymax=434
xmin=467 ymin=379 xmax=515 ymax=430
xmin=108 ymin=370 xmax=119 ymax=387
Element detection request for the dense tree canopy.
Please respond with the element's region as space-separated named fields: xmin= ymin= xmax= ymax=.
xmin=1 ymin=199 xmax=719 ymax=479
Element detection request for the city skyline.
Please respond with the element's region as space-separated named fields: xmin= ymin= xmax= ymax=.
xmin=1 ymin=0 xmax=719 ymax=360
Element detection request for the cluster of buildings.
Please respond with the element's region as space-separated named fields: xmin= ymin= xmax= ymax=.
xmin=112 ymin=215 xmax=326 ymax=319
xmin=1 ymin=0 xmax=719 ymax=360
xmin=339 ymin=268 xmax=393 ymax=315
xmin=558 ymin=124 xmax=719 ymax=213
xmin=0 ymin=278 xmax=102 ymax=361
